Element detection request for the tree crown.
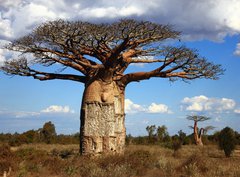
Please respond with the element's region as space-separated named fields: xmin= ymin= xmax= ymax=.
xmin=1 ymin=19 xmax=224 ymax=86
xmin=187 ymin=115 xmax=211 ymax=122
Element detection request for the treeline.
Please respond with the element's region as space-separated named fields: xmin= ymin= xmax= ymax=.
xmin=1 ymin=122 xmax=240 ymax=149
xmin=0 ymin=121 xmax=79 ymax=146
xmin=126 ymin=125 xmax=240 ymax=147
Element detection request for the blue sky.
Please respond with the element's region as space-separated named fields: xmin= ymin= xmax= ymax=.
xmin=0 ymin=0 xmax=240 ymax=136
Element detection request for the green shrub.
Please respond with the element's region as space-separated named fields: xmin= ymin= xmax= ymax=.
xmin=218 ymin=127 xmax=236 ymax=157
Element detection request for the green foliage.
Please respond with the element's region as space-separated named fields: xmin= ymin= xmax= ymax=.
xmin=187 ymin=115 xmax=211 ymax=122
xmin=235 ymin=131 xmax=240 ymax=145
xmin=178 ymin=130 xmax=192 ymax=145
xmin=41 ymin=121 xmax=56 ymax=144
xmin=218 ymin=127 xmax=236 ymax=157
xmin=146 ymin=125 xmax=157 ymax=144
xmin=146 ymin=125 xmax=156 ymax=138
xmin=157 ymin=125 xmax=170 ymax=142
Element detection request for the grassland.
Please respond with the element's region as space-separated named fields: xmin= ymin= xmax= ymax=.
xmin=1 ymin=143 xmax=240 ymax=177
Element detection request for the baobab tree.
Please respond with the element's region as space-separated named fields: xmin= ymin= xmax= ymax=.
xmin=187 ymin=115 xmax=214 ymax=146
xmin=1 ymin=19 xmax=223 ymax=155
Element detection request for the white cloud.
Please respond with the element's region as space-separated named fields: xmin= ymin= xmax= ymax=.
xmin=125 ymin=99 xmax=144 ymax=114
xmin=78 ymin=5 xmax=144 ymax=19
xmin=125 ymin=99 xmax=171 ymax=114
xmin=41 ymin=105 xmax=75 ymax=114
xmin=0 ymin=49 xmax=5 ymax=65
xmin=0 ymin=0 xmax=239 ymax=40
xmin=0 ymin=39 xmax=23 ymax=66
xmin=182 ymin=95 xmax=208 ymax=111
xmin=0 ymin=12 xmax=13 ymax=38
xmin=147 ymin=103 xmax=172 ymax=114
xmin=234 ymin=109 xmax=240 ymax=114
xmin=0 ymin=0 xmax=22 ymax=8
xmin=0 ymin=0 xmax=240 ymax=59
xmin=0 ymin=109 xmax=40 ymax=118
xmin=0 ymin=105 xmax=75 ymax=119
xmin=15 ymin=111 xmax=40 ymax=118
xmin=181 ymin=95 xmax=236 ymax=113
xmin=234 ymin=43 xmax=240 ymax=56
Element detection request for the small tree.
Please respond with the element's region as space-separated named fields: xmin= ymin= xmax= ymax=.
xmin=218 ymin=127 xmax=236 ymax=157
xmin=178 ymin=130 xmax=188 ymax=145
xmin=157 ymin=125 xmax=170 ymax=142
xmin=187 ymin=115 xmax=214 ymax=146
xmin=41 ymin=121 xmax=56 ymax=144
xmin=146 ymin=125 xmax=156 ymax=143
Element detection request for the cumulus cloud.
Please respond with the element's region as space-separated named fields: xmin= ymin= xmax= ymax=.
xmin=147 ymin=103 xmax=172 ymax=113
xmin=41 ymin=105 xmax=75 ymax=114
xmin=125 ymin=99 xmax=144 ymax=114
xmin=125 ymin=99 xmax=171 ymax=114
xmin=181 ymin=95 xmax=236 ymax=113
xmin=0 ymin=0 xmax=239 ymax=40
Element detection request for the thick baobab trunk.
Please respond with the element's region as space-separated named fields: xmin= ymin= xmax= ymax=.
xmin=80 ymin=78 xmax=126 ymax=155
xmin=193 ymin=121 xmax=203 ymax=146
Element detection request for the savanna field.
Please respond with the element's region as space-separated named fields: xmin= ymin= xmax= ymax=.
xmin=1 ymin=143 xmax=240 ymax=177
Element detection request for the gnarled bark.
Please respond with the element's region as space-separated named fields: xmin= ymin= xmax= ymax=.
xmin=80 ymin=79 xmax=125 ymax=155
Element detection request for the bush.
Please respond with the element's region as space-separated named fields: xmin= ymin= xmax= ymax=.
xmin=172 ymin=139 xmax=182 ymax=152
xmin=218 ymin=127 xmax=236 ymax=157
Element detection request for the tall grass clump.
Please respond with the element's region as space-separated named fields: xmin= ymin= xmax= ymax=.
xmin=0 ymin=144 xmax=14 ymax=176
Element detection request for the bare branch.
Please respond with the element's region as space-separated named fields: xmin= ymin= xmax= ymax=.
xmin=1 ymin=19 xmax=224 ymax=85
xmin=119 ymin=46 xmax=224 ymax=86
xmin=1 ymin=58 xmax=86 ymax=83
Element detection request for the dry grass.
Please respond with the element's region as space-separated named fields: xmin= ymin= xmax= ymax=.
xmin=0 ymin=144 xmax=239 ymax=177
xmin=10 ymin=143 xmax=79 ymax=153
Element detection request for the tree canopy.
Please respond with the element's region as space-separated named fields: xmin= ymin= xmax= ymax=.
xmin=187 ymin=115 xmax=211 ymax=122
xmin=187 ymin=115 xmax=214 ymax=134
xmin=1 ymin=19 xmax=224 ymax=87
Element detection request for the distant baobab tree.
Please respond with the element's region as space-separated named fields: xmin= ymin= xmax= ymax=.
xmin=187 ymin=115 xmax=214 ymax=145
xmin=0 ymin=19 xmax=223 ymax=155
